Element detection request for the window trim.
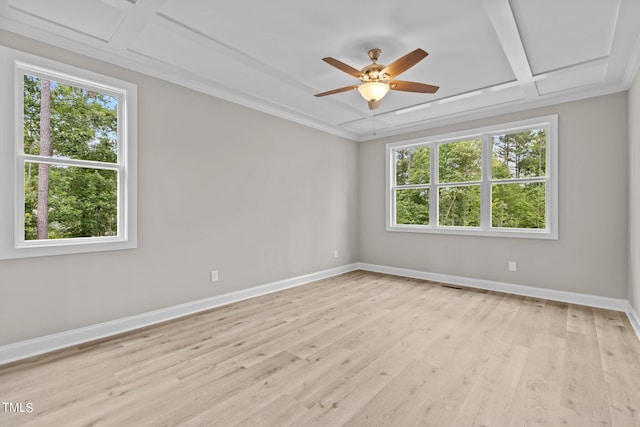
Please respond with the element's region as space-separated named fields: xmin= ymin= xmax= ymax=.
xmin=386 ymin=115 xmax=558 ymax=239
xmin=0 ymin=47 xmax=137 ymax=259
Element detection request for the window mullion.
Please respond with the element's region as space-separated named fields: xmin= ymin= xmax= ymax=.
xmin=491 ymin=177 xmax=546 ymax=185
xmin=23 ymin=155 xmax=120 ymax=171
xmin=437 ymin=181 xmax=481 ymax=188
xmin=430 ymin=142 xmax=437 ymax=227
xmin=480 ymin=134 xmax=491 ymax=230
xmin=388 ymin=148 xmax=395 ymax=227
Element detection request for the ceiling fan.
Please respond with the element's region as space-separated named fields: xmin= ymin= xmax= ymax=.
xmin=314 ymin=48 xmax=439 ymax=110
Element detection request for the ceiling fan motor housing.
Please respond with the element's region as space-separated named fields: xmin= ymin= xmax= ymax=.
xmin=361 ymin=64 xmax=387 ymax=82
xmin=361 ymin=48 xmax=388 ymax=82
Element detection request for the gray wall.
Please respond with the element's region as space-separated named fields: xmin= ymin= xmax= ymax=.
xmin=0 ymin=31 xmax=359 ymax=346
xmin=359 ymin=93 xmax=629 ymax=299
xmin=630 ymin=69 xmax=640 ymax=315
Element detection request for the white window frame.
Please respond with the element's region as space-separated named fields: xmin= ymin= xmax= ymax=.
xmin=386 ymin=115 xmax=558 ymax=239
xmin=0 ymin=47 xmax=137 ymax=259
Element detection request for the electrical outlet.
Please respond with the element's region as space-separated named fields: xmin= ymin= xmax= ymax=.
xmin=508 ymin=261 xmax=517 ymax=272
xmin=334 ymin=249 xmax=338 ymax=259
xmin=210 ymin=270 xmax=219 ymax=282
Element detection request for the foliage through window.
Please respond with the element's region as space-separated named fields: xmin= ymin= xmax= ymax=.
xmin=491 ymin=129 xmax=547 ymax=229
xmin=23 ymin=75 xmax=119 ymax=240
xmin=438 ymin=139 xmax=481 ymax=227
xmin=387 ymin=116 xmax=557 ymax=239
xmin=0 ymin=48 xmax=137 ymax=259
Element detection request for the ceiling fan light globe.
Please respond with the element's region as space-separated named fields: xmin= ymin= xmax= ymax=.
xmin=358 ymin=82 xmax=390 ymax=102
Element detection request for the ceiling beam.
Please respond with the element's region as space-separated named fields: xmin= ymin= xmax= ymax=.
xmin=480 ymin=0 xmax=539 ymax=99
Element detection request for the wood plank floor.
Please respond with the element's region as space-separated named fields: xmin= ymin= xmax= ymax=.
xmin=1 ymin=270 xmax=639 ymax=426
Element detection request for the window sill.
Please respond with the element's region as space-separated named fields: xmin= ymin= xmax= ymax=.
xmin=0 ymin=238 xmax=137 ymax=260
xmin=386 ymin=224 xmax=558 ymax=240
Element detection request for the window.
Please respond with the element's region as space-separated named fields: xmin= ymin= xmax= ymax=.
xmin=387 ymin=116 xmax=557 ymax=239
xmin=0 ymin=47 xmax=137 ymax=259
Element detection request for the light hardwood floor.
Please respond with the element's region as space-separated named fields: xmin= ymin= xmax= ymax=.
xmin=1 ymin=271 xmax=639 ymax=426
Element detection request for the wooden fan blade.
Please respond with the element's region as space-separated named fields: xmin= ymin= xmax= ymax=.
xmin=390 ymin=80 xmax=439 ymax=93
xmin=322 ymin=57 xmax=364 ymax=79
xmin=381 ymin=48 xmax=428 ymax=78
xmin=368 ymin=99 xmax=381 ymax=110
xmin=314 ymin=85 xmax=359 ymax=97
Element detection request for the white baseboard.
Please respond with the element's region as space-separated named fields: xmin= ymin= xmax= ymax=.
xmin=357 ymin=262 xmax=630 ymax=312
xmin=0 ymin=263 xmax=360 ymax=366
xmin=627 ymin=303 xmax=640 ymax=340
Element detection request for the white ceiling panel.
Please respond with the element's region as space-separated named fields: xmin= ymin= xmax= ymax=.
xmin=1 ymin=0 xmax=638 ymax=140
xmin=535 ymin=62 xmax=608 ymax=96
xmin=339 ymin=116 xmax=396 ymax=136
xmin=511 ymin=0 xmax=620 ymax=75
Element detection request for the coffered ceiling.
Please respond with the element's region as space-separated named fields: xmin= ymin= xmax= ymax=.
xmin=1 ymin=0 xmax=639 ymax=141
